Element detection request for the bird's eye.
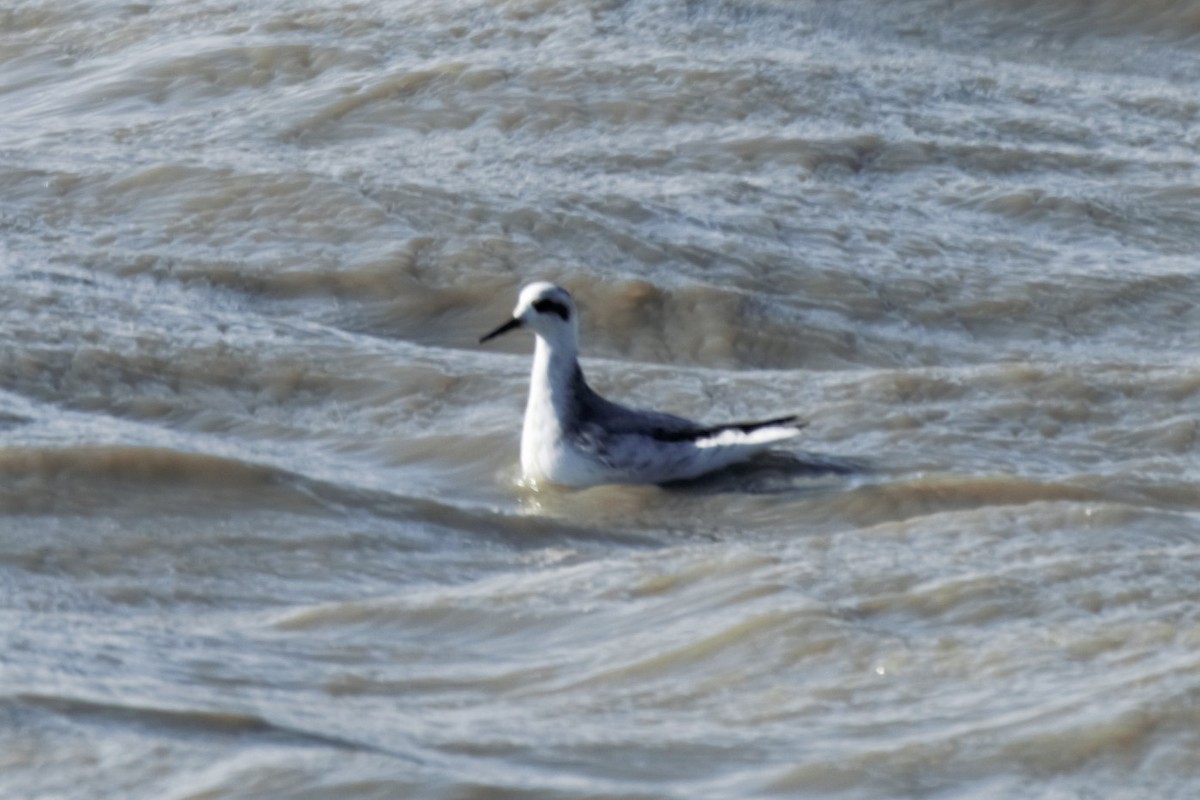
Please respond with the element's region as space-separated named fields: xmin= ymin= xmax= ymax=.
xmin=532 ymin=299 xmax=570 ymax=321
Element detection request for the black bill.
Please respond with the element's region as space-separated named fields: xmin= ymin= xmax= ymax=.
xmin=479 ymin=317 xmax=522 ymax=344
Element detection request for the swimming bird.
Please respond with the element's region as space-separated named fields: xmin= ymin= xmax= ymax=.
xmin=479 ymin=281 xmax=806 ymax=487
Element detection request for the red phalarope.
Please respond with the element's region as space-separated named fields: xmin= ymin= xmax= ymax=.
xmin=480 ymin=282 xmax=806 ymax=488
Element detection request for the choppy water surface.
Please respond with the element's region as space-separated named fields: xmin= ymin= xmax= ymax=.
xmin=3 ymin=0 xmax=1200 ymax=797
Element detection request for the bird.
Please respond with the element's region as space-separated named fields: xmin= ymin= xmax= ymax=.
xmin=479 ymin=281 xmax=806 ymax=487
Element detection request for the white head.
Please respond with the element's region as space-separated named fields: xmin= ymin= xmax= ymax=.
xmin=479 ymin=282 xmax=579 ymax=351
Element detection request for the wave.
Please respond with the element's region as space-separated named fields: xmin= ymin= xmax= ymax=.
xmin=766 ymin=661 xmax=1200 ymax=795
xmin=966 ymin=0 xmax=1200 ymax=39
xmin=8 ymin=692 xmax=407 ymax=759
xmin=0 ymin=445 xmax=315 ymax=515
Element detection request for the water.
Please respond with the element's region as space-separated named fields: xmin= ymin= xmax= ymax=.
xmin=2 ymin=0 xmax=1200 ymax=797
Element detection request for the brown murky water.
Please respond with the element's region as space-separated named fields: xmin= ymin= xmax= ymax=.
xmin=2 ymin=1 xmax=1200 ymax=797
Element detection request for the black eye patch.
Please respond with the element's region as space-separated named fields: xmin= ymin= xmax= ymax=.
xmin=532 ymin=298 xmax=571 ymax=321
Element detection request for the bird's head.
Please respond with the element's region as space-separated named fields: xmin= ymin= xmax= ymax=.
xmin=480 ymin=282 xmax=578 ymax=350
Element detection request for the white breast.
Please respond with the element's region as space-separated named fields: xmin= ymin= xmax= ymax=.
xmin=519 ymin=340 xmax=605 ymax=486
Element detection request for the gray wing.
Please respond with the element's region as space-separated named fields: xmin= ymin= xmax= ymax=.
xmin=568 ymin=392 xmax=699 ymax=478
xmin=571 ymin=381 xmax=702 ymax=439
xmin=575 ymin=382 xmax=801 ymax=442
xmin=565 ymin=366 xmax=803 ymax=473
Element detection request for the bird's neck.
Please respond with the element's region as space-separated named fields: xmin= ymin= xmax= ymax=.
xmin=526 ymin=336 xmax=582 ymax=432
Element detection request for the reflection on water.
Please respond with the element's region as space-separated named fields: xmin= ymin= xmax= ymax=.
xmin=2 ymin=0 xmax=1200 ymax=797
